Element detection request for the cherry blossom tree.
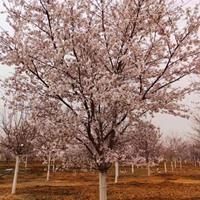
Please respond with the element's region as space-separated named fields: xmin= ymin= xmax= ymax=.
xmin=61 ymin=144 xmax=95 ymax=172
xmin=0 ymin=110 xmax=36 ymax=194
xmin=0 ymin=145 xmax=13 ymax=163
xmin=164 ymin=136 xmax=187 ymax=171
xmin=131 ymin=121 xmax=162 ymax=176
xmin=160 ymin=144 xmax=168 ymax=173
xmin=124 ymin=146 xmax=138 ymax=175
xmin=0 ymin=0 xmax=200 ymax=199
xmin=30 ymin=100 xmax=71 ymax=181
xmin=190 ymin=113 xmax=200 ymax=166
xmin=112 ymin=140 xmax=128 ymax=183
xmin=190 ymin=143 xmax=200 ymax=166
xmin=34 ymin=131 xmax=64 ymax=181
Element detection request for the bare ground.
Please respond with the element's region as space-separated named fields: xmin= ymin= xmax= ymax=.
xmin=0 ymin=162 xmax=200 ymax=200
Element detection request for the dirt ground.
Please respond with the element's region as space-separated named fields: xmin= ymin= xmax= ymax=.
xmin=0 ymin=162 xmax=200 ymax=200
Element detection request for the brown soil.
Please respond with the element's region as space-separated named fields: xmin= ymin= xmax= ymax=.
xmin=0 ymin=163 xmax=200 ymax=200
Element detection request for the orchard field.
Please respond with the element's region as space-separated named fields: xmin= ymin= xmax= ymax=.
xmin=1 ymin=162 xmax=200 ymax=200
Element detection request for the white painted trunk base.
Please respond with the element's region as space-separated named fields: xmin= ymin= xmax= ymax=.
xmin=179 ymin=160 xmax=182 ymax=170
xmin=131 ymin=163 xmax=134 ymax=174
xmin=46 ymin=152 xmax=51 ymax=181
xmin=174 ymin=160 xmax=177 ymax=168
xmin=184 ymin=160 xmax=187 ymax=164
xmin=147 ymin=163 xmax=151 ymax=176
xmin=114 ymin=161 xmax=119 ymax=183
xmin=25 ymin=156 xmax=28 ymax=169
xmin=164 ymin=162 xmax=167 ymax=173
xmin=52 ymin=159 xmax=55 ymax=173
xmin=171 ymin=161 xmax=174 ymax=172
xmin=12 ymin=155 xmax=20 ymax=194
xmin=99 ymin=172 xmax=107 ymax=200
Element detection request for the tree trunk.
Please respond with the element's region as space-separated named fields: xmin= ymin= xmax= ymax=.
xmin=171 ymin=161 xmax=174 ymax=172
xmin=184 ymin=160 xmax=187 ymax=164
xmin=25 ymin=155 xmax=28 ymax=169
xmin=6 ymin=156 xmax=9 ymax=164
xmin=131 ymin=163 xmax=134 ymax=174
xmin=11 ymin=155 xmax=20 ymax=194
xmin=194 ymin=158 xmax=197 ymax=167
xmin=164 ymin=161 xmax=167 ymax=173
xmin=147 ymin=163 xmax=151 ymax=176
xmin=179 ymin=159 xmax=182 ymax=170
xmin=114 ymin=161 xmax=119 ymax=183
xmin=99 ymin=172 xmax=107 ymax=200
xmin=46 ymin=152 xmax=51 ymax=181
xmin=174 ymin=159 xmax=177 ymax=168
xmin=52 ymin=159 xmax=55 ymax=173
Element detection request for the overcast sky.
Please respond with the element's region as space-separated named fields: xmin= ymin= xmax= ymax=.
xmin=0 ymin=0 xmax=199 ymax=138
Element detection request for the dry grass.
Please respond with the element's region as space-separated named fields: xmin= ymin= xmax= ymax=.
xmin=0 ymin=162 xmax=200 ymax=200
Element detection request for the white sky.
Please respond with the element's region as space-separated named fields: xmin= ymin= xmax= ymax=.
xmin=0 ymin=0 xmax=200 ymax=138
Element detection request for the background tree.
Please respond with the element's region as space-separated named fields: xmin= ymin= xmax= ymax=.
xmin=0 ymin=145 xmax=13 ymax=163
xmin=191 ymin=112 xmax=200 ymax=165
xmin=131 ymin=121 xmax=162 ymax=176
xmin=164 ymin=136 xmax=187 ymax=171
xmin=30 ymin=100 xmax=71 ymax=181
xmin=0 ymin=110 xmax=36 ymax=194
xmin=61 ymin=144 xmax=95 ymax=172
